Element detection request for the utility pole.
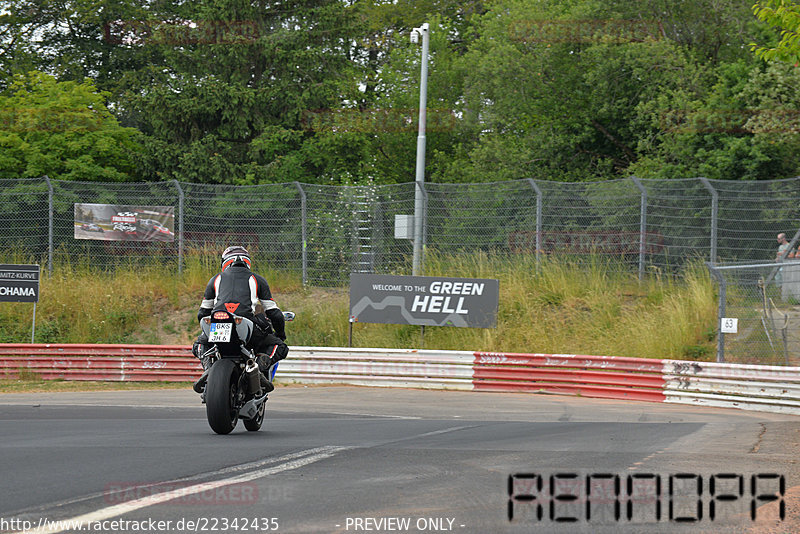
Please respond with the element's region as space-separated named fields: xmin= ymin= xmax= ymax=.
xmin=411 ymin=23 xmax=429 ymax=276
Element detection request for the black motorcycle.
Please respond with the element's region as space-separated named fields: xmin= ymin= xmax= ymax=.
xmin=198 ymin=309 xmax=294 ymax=434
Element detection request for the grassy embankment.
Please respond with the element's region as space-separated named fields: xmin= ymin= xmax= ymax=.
xmin=0 ymin=251 xmax=717 ymax=392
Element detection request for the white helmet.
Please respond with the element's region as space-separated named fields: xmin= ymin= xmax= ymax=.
xmin=221 ymin=246 xmax=251 ymax=270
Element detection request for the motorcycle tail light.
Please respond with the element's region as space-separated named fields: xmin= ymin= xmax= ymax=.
xmin=212 ymin=311 xmax=230 ymax=320
xmin=235 ymin=317 xmax=242 ymax=324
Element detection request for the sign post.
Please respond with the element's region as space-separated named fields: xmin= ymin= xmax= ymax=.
xmin=0 ymin=264 xmax=41 ymax=342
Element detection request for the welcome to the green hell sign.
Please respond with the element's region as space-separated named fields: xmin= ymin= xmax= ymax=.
xmin=349 ymin=274 xmax=499 ymax=328
xmin=0 ymin=264 xmax=40 ymax=303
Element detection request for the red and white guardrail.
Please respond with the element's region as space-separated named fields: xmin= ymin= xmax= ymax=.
xmin=0 ymin=344 xmax=199 ymax=382
xmin=1 ymin=344 xmax=799 ymax=415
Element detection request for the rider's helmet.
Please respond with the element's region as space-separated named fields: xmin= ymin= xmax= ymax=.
xmin=221 ymin=246 xmax=251 ymax=270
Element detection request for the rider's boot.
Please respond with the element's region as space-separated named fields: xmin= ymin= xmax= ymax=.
xmin=255 ymin=353 xmax=275 ymax=393
xmin=193 ymin=368 xmax=210 ymax=394
xmin=259 ymin=373 xmax=274 ymax=394
xmin=192 ymin=349 xmax=213 ymax=394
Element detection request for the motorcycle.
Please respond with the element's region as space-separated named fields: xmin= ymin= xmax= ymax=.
xmin=198 ymin=310 xmax=294 ymax=434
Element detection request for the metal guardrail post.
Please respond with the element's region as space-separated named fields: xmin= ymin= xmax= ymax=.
xmin=527 ymin=178 xmax=543 ymax=266
xmin=294 ymin=182 xmax=308 ymax=286
xmin=699 ymin=177 xmax=718 ymax=263
xmin=706 ymin=262 xmax=726 ymax=363
xmin=631 ymin=176 xmax=647 ymax=281
xmin=43 ymin=175 xmax=53 ymax=276
xmin=171 ymin=180 xmax=184 ymax=275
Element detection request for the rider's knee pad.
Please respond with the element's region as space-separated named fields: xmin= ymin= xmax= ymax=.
xmin=262 ymin=344 xmax=288 ymax=368
xmin=273 ymin=343 xmax=289 ymax=363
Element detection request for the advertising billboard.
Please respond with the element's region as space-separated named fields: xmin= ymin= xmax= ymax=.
xmin=74 ymin=203 xmax=175 ymax=242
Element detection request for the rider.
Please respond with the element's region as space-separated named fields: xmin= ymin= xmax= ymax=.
xmin=192 ymin=246 xmax=289 ymax=394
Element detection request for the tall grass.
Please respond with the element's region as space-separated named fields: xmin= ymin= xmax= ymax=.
xmin=290 ymin=252 xmax=718 ymax=360
xmin=0 ymin=251 xmax=718 ymax=360
xmin=1 ymin=263 xmax=174 ymax=344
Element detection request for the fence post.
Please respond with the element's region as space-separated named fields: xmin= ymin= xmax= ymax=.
xmin=43 ymin=175 xmax=53 ymax=276
xmin=373 ymin=196 xmax=382 ymax=274
xmin=526 ymin=178 xmax=543 ymax=266
xmin=699 ymin=177 xmax=718 ymax=263
xmin=294 ymin=182 xmax=307 ymax=286
xmin=171 ymin=180 xmax=184 ymax=275
xmin=706 ymin=262 xmax=726 ymax=363
xmin=631 ymin=176 xmax=647 ymax=281
xmin=414 ymin=181 xmax=428 ymax=275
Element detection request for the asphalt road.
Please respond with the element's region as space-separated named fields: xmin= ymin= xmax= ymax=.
xmin=0 ymin=386 xmax=798 ymax=534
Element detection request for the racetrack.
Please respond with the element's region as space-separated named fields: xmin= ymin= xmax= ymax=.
xmin=0 ymin=386 xmax=798 ymax=534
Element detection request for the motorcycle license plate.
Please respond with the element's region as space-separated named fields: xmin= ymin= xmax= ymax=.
xmin=209 ymin=323 xmax=232 ymax=343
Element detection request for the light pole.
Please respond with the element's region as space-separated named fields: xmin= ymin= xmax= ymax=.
xmin=411 ymin=23 xmax=429 ymax=276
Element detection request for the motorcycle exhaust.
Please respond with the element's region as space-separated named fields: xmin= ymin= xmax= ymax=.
xmin=245 ymin=359 xmax=260 ymax=393
xmin=239 ymin=393 xmax=268 ymax=420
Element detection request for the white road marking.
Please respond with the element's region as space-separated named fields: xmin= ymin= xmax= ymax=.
xmin=12 ymin=446 xmax=349 ymax=534
xmin=388 ymin=425 xmax=473 ymax=443
xmin=329 ymin=411 xmax=421 ymax=419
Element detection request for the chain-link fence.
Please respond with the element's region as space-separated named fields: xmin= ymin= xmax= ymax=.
xmin=3 ymin=175 xmax=800 ymax=286
xmin=707 ymin=262 xmax=800 ymax=365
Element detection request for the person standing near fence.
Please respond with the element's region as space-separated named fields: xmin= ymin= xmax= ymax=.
xmin=777 ymin=233 xmax=793 ymax=259
xmin=776 ymin=233 xmax=794 ymax=286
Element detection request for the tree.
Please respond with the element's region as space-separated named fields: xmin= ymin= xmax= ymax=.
xmin=751 ymin=0 xmax=800 ymax=64
xmin=0 ymin=71 xmax=142 ymax=180
xmin=0 ymin=0 xmax=58 ymax=90
xmin=3 ymin=0 xmax=794 ymax=185
xmin=107 ymin=0 xmax=365 ymax=185
xmin=633 ymin=0 xmax=762 ymax=64
xmin=437 ymin=0 xmax=702 ymax=182
xmin=629 ymin=61 xmax=800 ymax=181
xmin=0 ymin=0 xmax=160 ymax=93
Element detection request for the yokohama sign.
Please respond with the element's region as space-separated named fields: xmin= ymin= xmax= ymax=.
xmin=0 ymin=264 xmax=40 ymax=303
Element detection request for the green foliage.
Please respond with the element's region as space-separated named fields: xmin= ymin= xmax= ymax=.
xmin=682 ymin=344 xmax=713 ymax=360
xmin=629 ymin=61 xmax=800 ymax=180
xmin=751 ymin=0 xmax=800 ymax=64
xmin=119 ymin=0 xmax=366 ymax=185
xmin=432 ymin=0 xmax=763 ymax=182
xmin=0 ymin=72 xmax=142 ymax=181
xmin=1 ymin=0 xmax=800 ymax=183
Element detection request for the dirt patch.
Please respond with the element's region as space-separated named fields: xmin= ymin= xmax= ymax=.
xmin=0 ymin=379 xmax=192 ymax=394
xmin=124 ymin=295 xmax=196 ymax=346
xmin=745 ymin=484 xmax=800 ymax=533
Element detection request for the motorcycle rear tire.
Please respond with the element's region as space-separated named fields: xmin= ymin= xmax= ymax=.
xmin=243 ymin=397 xmax=266 ymax=431
xmin=206 ymin=358 xmax=238 ymax=434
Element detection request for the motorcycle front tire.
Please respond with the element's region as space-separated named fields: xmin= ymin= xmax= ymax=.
xmin=205 ymin=358 xmax=239 ymax=434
